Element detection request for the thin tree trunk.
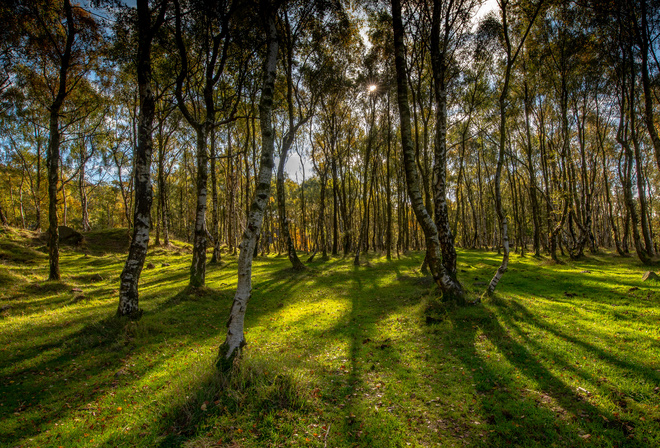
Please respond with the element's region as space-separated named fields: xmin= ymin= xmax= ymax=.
xmin=632 ymin=132 xmax=654 ymax=256
xmin=46 ymin=0 xmax=76 ymax=281
xmin=118 ymin=0 xmax=166 ymax=317
xmin=210 ymin=128 xmax=221 ymax=262
xmin=386 ymin=95 xmax=393 ymax=261
xmin=639 ymin=0 xmax=660 ymax=172
xmin=430 ymin=0 xmax=458 ymax=277
xmin=391 ymin=0 xmax=463 ymax=302
xmin=354 ymin=99 xmax=375 ymax=266
xmin=157 ymin=129 xmax=169 ymax=246
xmin=487 ymin=0 xmax=541 ymax=294
xmin=524 ymin=80 xmax=541 ymax=256
xmin=219 ymin=7 xmax=278 ymax=366
xmin=79 ymin=144 xmax=90 ymax=232
xmin=603 ymin=156 xmax=624 ymax=256
xmin=486 ymin=72 xmax=511 ymax=295
xmin=277 ymin=136 xmax=305 ymax=270
xmin=616 ymin=54 xmax=651 ymax=264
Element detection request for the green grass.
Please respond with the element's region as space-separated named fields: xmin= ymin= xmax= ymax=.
xmin=1 ymin=228 xmax=660 ymax=447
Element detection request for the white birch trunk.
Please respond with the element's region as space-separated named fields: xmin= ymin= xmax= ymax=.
xmin=218 ymin=8 xmax=278 ymax=368
xmin=391 ymin=0 xmax=463 ymax=300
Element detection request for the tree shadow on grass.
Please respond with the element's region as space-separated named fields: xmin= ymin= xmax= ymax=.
xmin=0 ymin=270 xmax=258 ymax=447
xmin=442 ymin=301 xmax=651 ymax=447
xmin=0 ymin=314 xmax=147 ymax=447
xmin=500 ymin=299 xmax=660 ymax=394
xmin=147 ymin=254 xmax=428 ymax=447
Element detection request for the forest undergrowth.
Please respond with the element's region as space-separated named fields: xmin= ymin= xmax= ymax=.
xmin=1 ymin=227 xmax=659 ymax=447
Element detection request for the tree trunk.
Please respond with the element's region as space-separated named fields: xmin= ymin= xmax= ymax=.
xmin=391 ymin=0 xmax=463 ymax=302
xmin=35 ymin=140 xmax=42 ymax=232
xmin=219 ymin=7 xmax=278 ymax=366
xmin=332 ymin=159 xmax=339 ymax=256
xmin=632 ymin=130 xmax=654 ymax=257
xmin=227 ymin=128 xmax=235 ymax=254
xmin=486 ymin=0 xmax=541 ymax=293
xmin=386 ymin=95 xmax=393 ymax=261
xmin=319 ymin=170 xmax=328 ymax=260
xmin=354 ymin=98 xmax=375 ymax=265
xmin=157 ymin=129 xmax=169 ymax=246
xmin=118 ymin=0 xmax=165 ymax=317
xmin=639 ymin=0 xmax=660 ymax=173
xmin=524 ymin=80 xmax=541 ymax=256
xmin=79 ymin=145 xmax=91 ymax=232
xmin=603 ymin=156 xmax=624 ymax=256
xmin=430 ymin=0 xmax=458 ymax=277
xmin=189 ymin=126 xmax=209 ymax=286
xmin=616 ymin=53 xmax=651 ymax=264
xmin=46 ymin=0 xmax=75 ymax=281
xmin=210 ymin=128 xmax=221 ymax=262
xmin=276 ymin=135 xmax=305 ymax=270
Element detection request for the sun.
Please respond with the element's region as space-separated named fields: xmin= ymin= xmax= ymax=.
xmin=368 ymin=84 xmax=377 ymax=93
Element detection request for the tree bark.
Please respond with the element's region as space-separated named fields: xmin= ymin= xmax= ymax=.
xmin=486 ymin=0 xmax=541 ymax=294
xmin=391 ymin=0 xmax=463 ymax=302
xmin=386 ymin=95 xmax=393 ymax=261
xmin=157 ymin=122 xmax=170 ymax=246
xmin=118 ymin=0 xmax=166 ymax=317
xmin=430 ymin=0 xmax=459 ymax=277
xmin=210 ymin=128 xmax=221 ymax=262
xmin=523 ymin=79 xmax=541 ymax=256
xmin=638 ymin=0 xmax=660 ymax=172
xmin=354 ymin=96 xmax=375 ymax=265
xmin=277 ymin=135 xmax=305 ymax=270
xmin=219 ymin=6 xmax=278 ymax=367
xmin=189 ymin=126 xmax=209 ymax=286
xmin=46 ymin=0 xmax=76 ymax=281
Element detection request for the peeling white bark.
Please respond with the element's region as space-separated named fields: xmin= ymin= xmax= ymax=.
xmin=220 ymin=7 xmax=279 ymax=365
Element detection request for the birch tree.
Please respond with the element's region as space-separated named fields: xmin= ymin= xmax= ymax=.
xmin=391 ymin=0 xmax=463 ymax=302
xmin=173 ymin=0 xmax=245 ymax=287
xmin=218 ymin=0 xmax=281 ymax=367
xmin=428 ymin=0 xmax=480 ymax=278
xmin=117 ymin=0 xmax=167 ymax=317
xmin=485 ymin=0 xmax=544 ymax=296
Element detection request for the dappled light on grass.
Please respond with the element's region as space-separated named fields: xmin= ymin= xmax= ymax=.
xmin=1 ymin=229 xmax=660 ymax=446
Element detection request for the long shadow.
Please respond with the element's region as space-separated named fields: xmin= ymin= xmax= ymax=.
xmin=442 ymin=302 xmax=649 ymax=447
xmin=0 ymin=257 xmax=262 ymax=447
xmin=146 ymin=253 xmax=426 ymax=447
xmin=0 ymin=314 xmax=146 ymax=446
xmin=14 ymin=249 xmax=642 ymax=446
xmin=500 ymin=299 xmax=660 ymax=389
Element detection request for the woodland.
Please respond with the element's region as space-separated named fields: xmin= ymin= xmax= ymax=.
xmin=1 ymin=0 xmax=660 ymax=446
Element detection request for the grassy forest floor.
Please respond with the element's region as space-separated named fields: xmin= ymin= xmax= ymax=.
xmin=1 ymin=227 xmax=660 ymax=447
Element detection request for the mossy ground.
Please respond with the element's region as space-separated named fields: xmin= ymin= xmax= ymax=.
xmin=1 ymin=227 xmax=659 ymax=447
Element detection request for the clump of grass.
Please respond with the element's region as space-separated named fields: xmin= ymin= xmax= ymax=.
xmin=422 ymin=294 xmax=452 ymax=323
